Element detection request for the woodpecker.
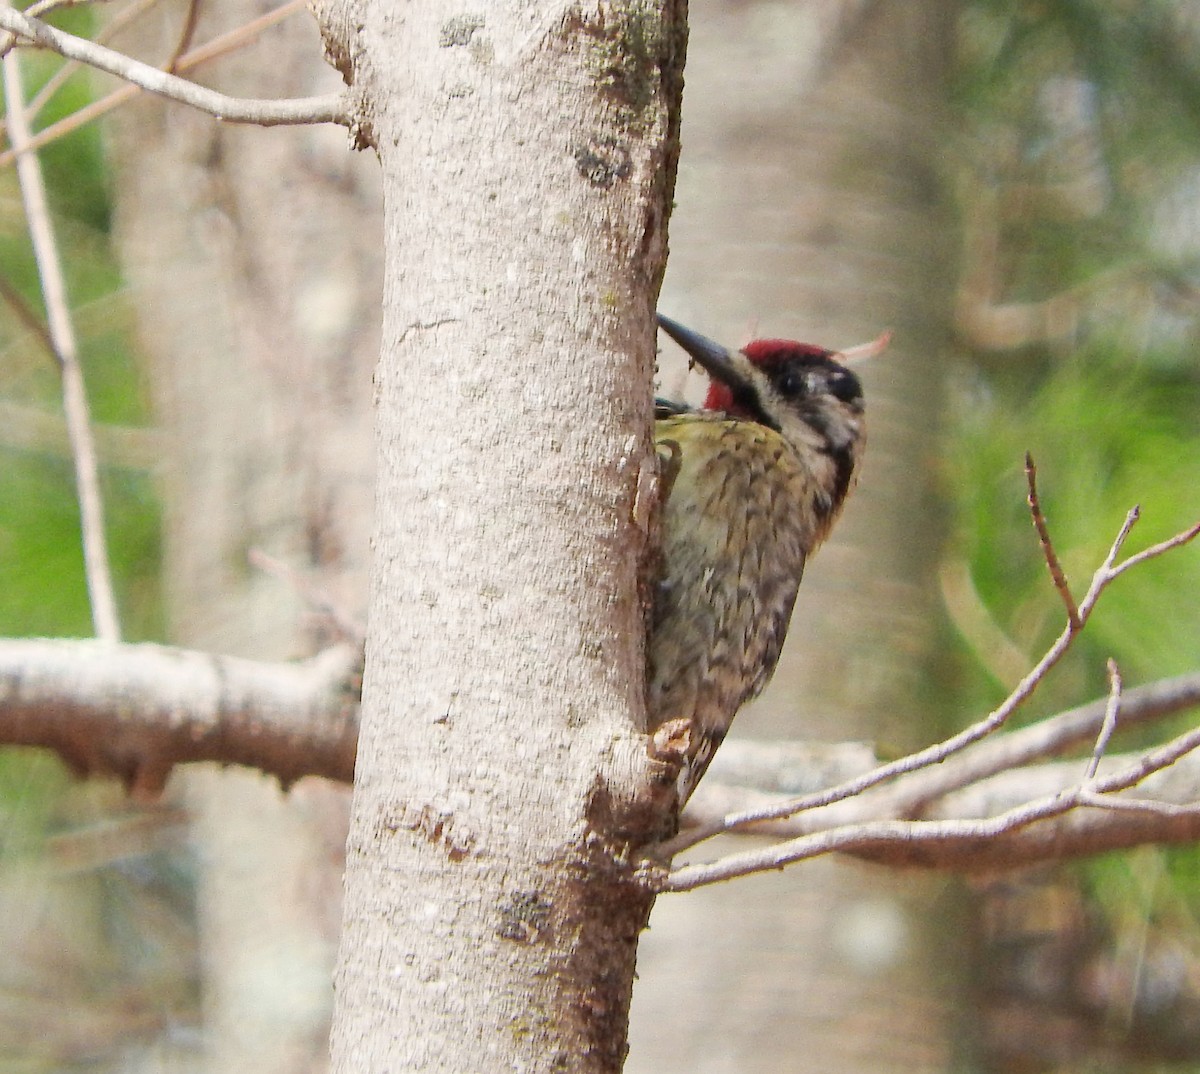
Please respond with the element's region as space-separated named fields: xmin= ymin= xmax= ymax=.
xmin=649 ymin=313 xmax=878 ymax=807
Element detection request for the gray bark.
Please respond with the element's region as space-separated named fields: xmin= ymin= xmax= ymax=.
xmin=313 ymin=2 xmax=684 ymax=1069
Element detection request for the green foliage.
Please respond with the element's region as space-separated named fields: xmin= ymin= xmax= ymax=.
xmin=949 ymin=344 xmax=1200 ymax=690
xmin=0 ymin=449 xmax=162 ymax=639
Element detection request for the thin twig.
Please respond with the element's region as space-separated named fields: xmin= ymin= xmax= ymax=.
xmin=165 ymin=0 xmax=202 ymax=71
xmin=683 ymin=671 xmax=1200 ymax=831
xmin=0 ymin=0 xmax=310 ymax=166
xmin=1077 ymin=792 xmax=1200 ymax=818
xmin=17 ymin=0 xmax=166 ymax=126
xmin=1025 ymin=451 xmax=1080 ymax=627
xmin=0 ymin=0 xmax=112 ymax=58
xmin=1091 ymin=721 xmax=1200 ymax=799
xmin=660 ymin=788 xmax=1088 ymax=891
xmin=0 ymin=268 xmax=57 ymax=356
xmin=1109 ymin=518 xmax=1200 ymax=581
xmin=1083 ymin=658 xmax=1122 ymax=782
xmin=0 ymin=7 xmax=350 ymax=128
xmin=3 ymin=43 xmax=120 ymax=641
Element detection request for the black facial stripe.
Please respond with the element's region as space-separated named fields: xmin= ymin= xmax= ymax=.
xmin=730 ymin=381 xmax=781 ymax=433
xmin=827 ymin=441 xmax=856 ymax=507
xmin=796 ymin=400 xmax=859 ymax=508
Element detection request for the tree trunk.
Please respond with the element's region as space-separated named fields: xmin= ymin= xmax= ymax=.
xmin=106 ymin=1 xmax=381 ymax=1068
xmin=632 ymin=4 xmax=970 ymax=1071
xmin=313 ymin=2 xmax=684 ymax=1069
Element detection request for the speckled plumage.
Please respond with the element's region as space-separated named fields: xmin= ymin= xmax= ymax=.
xmin=649 ymin=316 xmax=869 ymax=805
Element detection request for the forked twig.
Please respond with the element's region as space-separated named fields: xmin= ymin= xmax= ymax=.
xmin=661 ymin=698 xmax=1200 ymax=892
xmin=0 ymin=7 xmax=349 ymax=130
xmin=0 ymin=0 xmax=315 ymax=167
xmin=1108 ymin=517 xmax=1200 ymax=580
xmin=1083 ymin=659 xmax=1122 ymax=782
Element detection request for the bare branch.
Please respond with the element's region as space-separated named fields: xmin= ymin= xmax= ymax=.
xmin=660 ymin=722 xmax=1200 ymax=892
xmin=2 ymin=633 xmax=1198 ymax=881
xmin=0 ymin=637 xmax=361 ymax=795
xmin=1025 ymin=451 xmax=1079 ymax=627
xmin=659 ymin=789 xmax=1093 ymax=891
xmin=20 ymin=0 xmax=168 ymax=121
xmin=3 ymin=46 xmax=120 ymax=642
xmin=0 ymin=0 xmax=308 ymax=166
xmin=1076 ymin=792 xmax=1200 ymax=818
xmin=851 ymin=747 xmax=1200 ymax=872
xmin=657 ymin=665 xmax=1200 ymax=890
xmin=1109 ymin=518 xmax=1200 ymax=581
xmin=0 ymin=0 xmax=116 ymax=58
xmin=681 ymin=671 xmax=1200 ymax=832
xmin=0 ymin=7 xmax=351 ymax=128
xmin=1092 ymin=721 xmax=1200 ymax=799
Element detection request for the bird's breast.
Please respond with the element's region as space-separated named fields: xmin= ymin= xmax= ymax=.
xmin=647 ymin=414 xmax=818 ymax=734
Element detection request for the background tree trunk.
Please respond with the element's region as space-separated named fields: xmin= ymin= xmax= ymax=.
xmin=631 ymin=4 xmax=970 ymax=1071
xmin=106 ymin=2 xmax=381 ymax=1068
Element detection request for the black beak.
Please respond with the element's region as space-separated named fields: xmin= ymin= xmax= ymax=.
xmin=656 ymin=314 xmax=774 ymax=428
xmin=656 ymin=314 xmax=747 ymax=390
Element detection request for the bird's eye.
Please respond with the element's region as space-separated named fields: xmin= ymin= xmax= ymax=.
xmin=776 ymin=369 xmax=806 ymax=397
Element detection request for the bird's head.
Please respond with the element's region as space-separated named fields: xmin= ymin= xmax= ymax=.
xmin=655 ymin=313 xmax=879 ymax=464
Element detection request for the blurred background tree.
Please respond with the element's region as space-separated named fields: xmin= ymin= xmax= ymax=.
xmin=1 ymin=0 xmax=1198 ymax=1071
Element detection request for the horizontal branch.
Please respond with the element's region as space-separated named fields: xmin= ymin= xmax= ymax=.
xmin=0 ymin=637 xmax=360 ymax=795
xmin=3 ymin=638 xmax=1199 ymax=882
xmin=831 ymin=669 xmax=1200 ymax=822
xmin=0 ymin=7 xmax=351 ymax=128
xmin=682 ymin=744 xmax=1200 ymax=878
xmin=695 ymin=671 xmax=1200 ymax=810
xmin=0 ymin=0 xmax=313 ymax=167
xmin=662 ymin=742 xmax=1200 ymax=891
